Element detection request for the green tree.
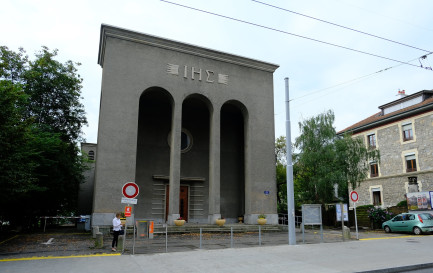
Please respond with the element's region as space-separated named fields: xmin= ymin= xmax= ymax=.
xmin=275 ymin=136 xmax=287 ymax=213
xmin=294 ymin=110 xmax=379 ymax=205
xmin=0 ymin=46 xmax=87 ymax=228
xmin=0 ymin=81 xmax=40 ymax=200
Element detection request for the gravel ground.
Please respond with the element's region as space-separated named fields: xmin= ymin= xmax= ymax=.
xmin=0 ymin=226 xmax=399 ymax=260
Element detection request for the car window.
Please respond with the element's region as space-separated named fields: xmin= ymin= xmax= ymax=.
xmin=407 ymin=214 xmax=415 ymax=220
xmin=420 ymin=213 xmax=433 ymax=220
xmin=394 ymin=216 xmax=403 ymax=221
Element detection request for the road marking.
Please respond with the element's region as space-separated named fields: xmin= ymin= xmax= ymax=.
xmin=42 ymin=238 xmax=55 ymax=245
xmin=0 ymin=253 xmax=121 ymax=262
xmin=0 ymin=235 xmax=19 ymax=245
xmin=360 ymin=235 xmax=417 ymax=240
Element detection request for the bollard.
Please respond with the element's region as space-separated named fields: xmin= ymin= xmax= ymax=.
xmin=95 ymin=232 xmax=103 ymax=248
xmin=117 ymin=235 xmax=125 ymax=252
xmin=92 ymin=226 xmax=99 ymax=239
xmin=343 ymin=226 xmax=351 ymax=240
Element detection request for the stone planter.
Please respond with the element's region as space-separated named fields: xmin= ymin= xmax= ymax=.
xmin=257 ymin=218 xmax=267 ymax=225
xmin=174 ymin=219 xmax=185 ymax=226
xmin=215 ymin=219 xmax=226 ymax=226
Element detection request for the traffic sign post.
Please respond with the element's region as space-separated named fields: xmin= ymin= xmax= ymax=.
xmin=122 ymin=182 xmax=139 ymax=199
xmin=121 ymin=182 xmax=139 ymax=254
xmin=350 ymin=191 xmax=359 ymax=240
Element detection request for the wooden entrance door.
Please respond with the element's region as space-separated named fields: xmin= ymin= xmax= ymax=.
xmin=165 ymin=185 xmax=189 ymax=221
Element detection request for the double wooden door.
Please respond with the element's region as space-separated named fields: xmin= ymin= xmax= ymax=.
xmin=165 ymin=185 xmax=189 ymax=221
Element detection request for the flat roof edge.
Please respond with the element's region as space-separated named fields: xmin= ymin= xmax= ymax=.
xmin=98 ymin=24 xmax=279 ymax=72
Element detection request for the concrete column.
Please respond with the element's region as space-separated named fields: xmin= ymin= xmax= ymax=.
xmin=95 ymin=232 xmax=103 ymax=248
xmin=244 ymin=116 xmax=253 ymax=223
xmin=167 ymin=102 xmax=182 ymax=225
xmin=208 ymin=109 xmax=221 ymax=224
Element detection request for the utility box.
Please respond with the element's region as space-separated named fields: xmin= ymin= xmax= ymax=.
xmin=136 ymin=220 xmax=154 ymax=239
xmin=78 ymin=215 xmax=91 ymax=231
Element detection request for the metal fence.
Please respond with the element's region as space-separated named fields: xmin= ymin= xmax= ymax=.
xmin=127 ymin=226 xmax=293 ymax=255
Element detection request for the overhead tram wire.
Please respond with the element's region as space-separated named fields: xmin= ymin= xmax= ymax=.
xmin=290 ymin=52 xmax=433 ymax=106
xmin=160 ymin=0 xmax=431 ymax=71
xmin=252 ymin=0 xmax=432 ymax=53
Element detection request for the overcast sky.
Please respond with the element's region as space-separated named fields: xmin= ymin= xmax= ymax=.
xmin=2 ymin=0 xmax=432 ymax=144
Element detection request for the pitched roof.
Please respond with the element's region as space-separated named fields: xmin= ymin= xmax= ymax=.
xmin=337 ymin=91 xmax=433 ymax=135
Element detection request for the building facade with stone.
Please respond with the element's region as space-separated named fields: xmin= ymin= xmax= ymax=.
xmin=338 ymin=90 xmax=433 ymax=209
xmin=85 ymin=25 xmax=279 ymax=227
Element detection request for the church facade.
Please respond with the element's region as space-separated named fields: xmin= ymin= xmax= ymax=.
xmin=90 ymin=24 xmax=279 ymax=226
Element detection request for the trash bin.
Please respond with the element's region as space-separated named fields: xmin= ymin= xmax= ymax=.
xmin=78 ymin=215 xmax=91 ymax=231
xmin=136 ymin=220 xmax=154 ymax=239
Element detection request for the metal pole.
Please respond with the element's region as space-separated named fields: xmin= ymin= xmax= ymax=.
xmin=133 ymin=222 xmax=136 ymax=255
xmin=354 ymin=202 xmax=359 ymax=240
xmin=259 ymin=225 xmax=261 ymax=246
xmin=320 ymin=224 xmax=324 ymax=243
xmin=340 ymin=203 xmax=345 ymax=242
xmin=230 ymin=227 xmax=233 ymax=248
xmin=165 ymin=224 xmax=168 ymax=253
xmin=285 ymin=77 xmax=296 ymax=245
xmin=122 ymin=220 xmax=127 ymax=254
xmin=200 ymin=228 xmax=202 ymax=249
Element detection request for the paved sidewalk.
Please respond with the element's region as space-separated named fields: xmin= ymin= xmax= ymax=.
xmin=1 ymin=227 xmax=433 ymax=272
xmin=0 ymin=226 xmax=395 ymax=259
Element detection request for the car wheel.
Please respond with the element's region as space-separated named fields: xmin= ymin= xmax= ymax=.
xmin=413 ymin=226 xmax=422 ymax=235
xmin=384 ymin=226 xmax=391 ymax=233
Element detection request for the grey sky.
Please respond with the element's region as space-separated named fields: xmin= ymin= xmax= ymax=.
xmin=2 ymin=0 xmax=432 ymax=143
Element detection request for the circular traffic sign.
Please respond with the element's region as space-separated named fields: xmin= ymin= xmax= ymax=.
xmin=122 ymin=182 xmax=139 ymax=199
xmin=350 ymin=191 xmax=359 ymax=202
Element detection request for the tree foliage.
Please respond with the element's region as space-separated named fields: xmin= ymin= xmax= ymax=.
xmin=293 ymin=110 xmax=379 ymax=205
xmin=0 ymin=46 xmax=87 ymax=229
xmin=275 ymin=110 xmax=380 ymax=211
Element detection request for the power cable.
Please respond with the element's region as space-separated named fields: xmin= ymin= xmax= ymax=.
xmin=252 ymin=0 xmax=432 ymax=53
xmin=290 ymin=52 xmax=433 ymax=107
xmin=161 ymin=0 xmax=431 ymax=71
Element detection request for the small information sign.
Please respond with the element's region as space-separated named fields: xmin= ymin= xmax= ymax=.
xmin=121 ymin=197 xmax=137 ymax=204
xmin=125 ymin=206 xmax=132 ymax=217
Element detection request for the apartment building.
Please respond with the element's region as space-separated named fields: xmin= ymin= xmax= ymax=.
xmin=338 ymin=90 xmax=433 ymax=208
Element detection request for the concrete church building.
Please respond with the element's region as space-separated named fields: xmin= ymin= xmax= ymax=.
xmin=90 ymin=24 xmax=279 ymax=226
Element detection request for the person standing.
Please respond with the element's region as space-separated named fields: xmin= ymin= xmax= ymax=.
xmin=112 ymin=212 xmax=123 ymax=251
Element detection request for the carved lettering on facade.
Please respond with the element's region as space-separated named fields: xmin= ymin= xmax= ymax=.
xmin=167 ymin=64 xmax=179 ymax=75
xmin=218 ymin=74 xmax=229 ymax=85
xmin=206 ymin=70 xmax=214 ymax=83
xmin=167 ymin=63 xmax=228 ymax=85
xmin=191 ymin=67 xmax=202 ymax=81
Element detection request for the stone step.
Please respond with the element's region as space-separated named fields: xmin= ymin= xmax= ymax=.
xmin=153 ymin=224 xmax=284 ymax=234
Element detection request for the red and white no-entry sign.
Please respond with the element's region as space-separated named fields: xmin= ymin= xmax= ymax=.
xmin=350 ymin=191 xmax=359 ymax=202
xmin=122 ymin=182 xmax=139 ymax=199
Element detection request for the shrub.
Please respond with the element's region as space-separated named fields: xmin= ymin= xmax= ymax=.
xmin=367 ymin=207 xmax=394 ymax=227
xmin=396 ymin=200 xmax=407 ymax=207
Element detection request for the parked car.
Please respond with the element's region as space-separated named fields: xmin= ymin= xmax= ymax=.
xmin=382 ymin=213 xmax=433 ymax=235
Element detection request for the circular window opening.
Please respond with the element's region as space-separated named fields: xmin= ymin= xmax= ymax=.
xmin=168 ymin=128 xmax=193 ymax=153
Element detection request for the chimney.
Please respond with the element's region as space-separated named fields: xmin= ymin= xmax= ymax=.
xmin=397 ymin=89 xmax=406 ymax=99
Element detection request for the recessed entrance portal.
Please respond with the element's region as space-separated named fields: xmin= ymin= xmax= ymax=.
xmin=165 ymin=185 xmax=189 ymax=221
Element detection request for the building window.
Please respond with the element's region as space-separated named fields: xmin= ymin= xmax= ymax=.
xmin=405 ymin=154 xmax=417 ymax=172
xmin=372 ymin=188 xmax=382 ymax=206
xmin=367 ymin=134 xmax=376 ymax=148
xmin=402 ymin=123 xmax=413 ymax=141
xmin=370 ymin=162 xmax=378 ymax=177
xmin=167 ymin=128 xmax=193 ymax=153
xmin=88 ymin=150 xmax=95 ymax=160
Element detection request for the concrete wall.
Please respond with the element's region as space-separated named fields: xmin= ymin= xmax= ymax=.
xmin=92 ymin=25 xmax=279 ymax=226
xmin=78 ymin=143 xmax=96 ymax=215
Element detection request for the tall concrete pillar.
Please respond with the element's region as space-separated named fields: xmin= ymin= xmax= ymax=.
xmin=208 ymin=110 xmax=221 ymax=224
xmin=167 ymin=102 xmax=182 ymax=225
